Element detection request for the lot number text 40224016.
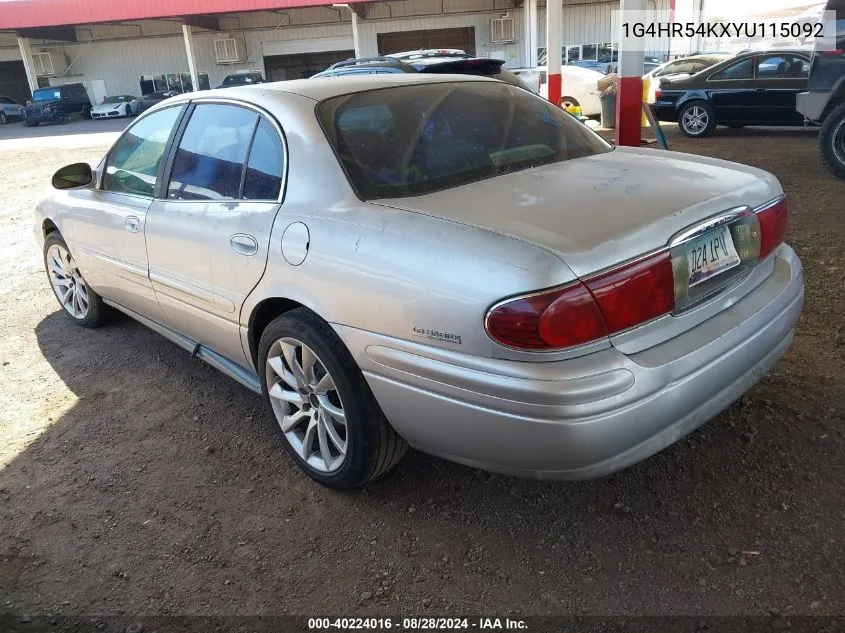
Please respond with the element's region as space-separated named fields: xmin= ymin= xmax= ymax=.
xmin=308 ymin=617 xmax=528 ymax=630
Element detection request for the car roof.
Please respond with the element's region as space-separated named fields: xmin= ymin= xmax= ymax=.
xmin=166 ymin=73 xmax=495 ymax=104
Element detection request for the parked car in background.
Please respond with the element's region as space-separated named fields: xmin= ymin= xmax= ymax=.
xmin=568 ymin=59 xmax=612 ymax=74
xmin=35 ymin=74 xmax=802 ymax=489
xmin=0 ymin=95 xmax=23 ymax=124
xmin=21 ymin=83 xmax=92 ymax=126
xmin=218 ymin=72 xmax=266 ymax=88
xmin=512 ymin=65 xmax=605 ymax=115
xmin=644 ymin=54 xmax=731 ymax=102
xmin=91 ymin=95 xmax=136 ymax=119
xmin=129 ymin=91 xmax=180 ymax=116
xmin=313 ymin=50 xmax=535 ymax=93
xmin=797 ymin=0 xmax=845 ymax=179
xmin=653 ymin=49 xmax=811 ymax=137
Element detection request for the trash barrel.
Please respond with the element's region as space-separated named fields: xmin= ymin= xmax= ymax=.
xmin=601 ymin=93 xmax=616 ymax=129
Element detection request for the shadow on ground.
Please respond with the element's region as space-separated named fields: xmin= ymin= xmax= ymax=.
xmin=0 ymin=302 xmax=841 ymax=616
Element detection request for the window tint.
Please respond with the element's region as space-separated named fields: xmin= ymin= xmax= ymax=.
xmin=318 ymin=82 xmax=611 ymax=200
xmin=710 ymin=58 xmax=753 ymax=80
xmin=103 ymin=105 xmax=183 ymax=197
xmin=756 ymin=54 xmax=809 ymax=78
xmin=167 ymin=104 xmax=258 ymax=201
xmin=243 ymin=119 xmax=285 ymax=200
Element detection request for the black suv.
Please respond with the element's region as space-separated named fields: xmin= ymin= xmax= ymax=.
xmin=22 ymin=83 xmax=92 ymax=126
xmin=217 ymin=72 xmax=266 ymax=89
xmin=311 ymin=50 xmax=533 ymax=93
xmin=796 ymin=0 xmax=845 ymax=179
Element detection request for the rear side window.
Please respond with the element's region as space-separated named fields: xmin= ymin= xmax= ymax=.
xmin=318 ymin=81 xmax=611 ymax=200
xmin=167 ymin=104 xmax=258 ymax=201
xmin=103 ymin=105 xmax=184 ymax=197
xmin=243 ymin=119 xmax=285 ymax=200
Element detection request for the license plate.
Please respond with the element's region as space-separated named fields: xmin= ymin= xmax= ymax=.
xmin=686 ymin=226 xmax=741 ymax=287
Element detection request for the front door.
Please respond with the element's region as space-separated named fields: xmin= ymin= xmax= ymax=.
xmin=57 ymin=104 xmax=185 ymax=321
xmin=705 ymin=56 xmax=756 ymax=123
xmin=751 ymin=53 xmax=810 ymax=124
xmin=145 ymin=102 xmax=286 ymax=366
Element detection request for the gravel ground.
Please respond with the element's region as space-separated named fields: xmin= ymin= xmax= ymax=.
xmin=0 ymin=122 xmax=843 ymax=620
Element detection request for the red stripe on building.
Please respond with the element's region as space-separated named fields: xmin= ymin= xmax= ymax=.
xmin=0 ymin=0 xmax=369 ymax=30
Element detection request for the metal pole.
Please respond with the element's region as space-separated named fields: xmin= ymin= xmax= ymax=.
xmin=351 ymin=11 xmax=361 ymax=58
xmin=546 ymin=0 xmax=562 ymax=106
xmin=182 ymin=24 xmax=200 ymax=92
xmin=615 ymin=0 xmax=646 ymax=146
xmin=17 ymin=37 xmax=38 ymax=95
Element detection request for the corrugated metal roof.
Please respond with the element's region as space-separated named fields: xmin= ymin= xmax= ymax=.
xmin=0 ymin=0 xmax=368 ymax=30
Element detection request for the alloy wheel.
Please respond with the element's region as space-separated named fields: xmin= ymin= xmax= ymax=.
xmin=46 ymin=243 xmax=89 ymax=319
xmin=682 ymin=106 xmax=709 ymax=135
xmin=265 ymin=338 xmax=347 ymax=473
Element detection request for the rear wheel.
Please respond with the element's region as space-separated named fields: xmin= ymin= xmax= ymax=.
xmin=561 ymin=96 xmax=580 ymax=110
xmin=819 ymin=102 xmax=845 ymax=181
xmin=258 ymin=308 xmax=407 ymax=489
xmin=23 ymin=118 xmax=37 ymax=127
xmin=678 ymin=101 xmax=716 ymax=138
xmin=82 ymin=105 xmax=92 ymax=120
xmin=0 ymin=112 xmax=6 ymax=125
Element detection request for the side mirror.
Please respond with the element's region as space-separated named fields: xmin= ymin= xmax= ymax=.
xmin=52 ymin=163 xmax=93 ymax=190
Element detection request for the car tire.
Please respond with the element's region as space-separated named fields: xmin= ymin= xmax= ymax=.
xmin=82 ymin=105 xmax=92 ymax=120
xmin=258 ymin=308 xmax=408 ymax=489
xmin=819 ymin=102 xmax=845 ymax=181
xmin=23 ymin=118 xmax=37 ymax=127
xmin=0 ymin=112 xmax=6 ymax=125
xmin=678 ymin=101 xmax=716 ymax=138
xmin=44 ymin=232 xmax=110 ymax=328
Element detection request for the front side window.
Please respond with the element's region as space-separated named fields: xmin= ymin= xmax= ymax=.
xmin=167 ymin=103 xmax=258 ymax=201
xmin=710 ymin=58 xmax=753 ymax=80
xmin=318 ymin=82 xmax=612 ymax=200
xmin=103 ymin=105 xmax=184 ymax=197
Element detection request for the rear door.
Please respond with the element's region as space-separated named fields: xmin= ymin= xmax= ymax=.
xmin=705 ymin=56 xmax=756 ymax=123
xmin=145 ymin=101 xmax=286 ymax=366
xmin=751 ymin=53 xmax=810 ymax=124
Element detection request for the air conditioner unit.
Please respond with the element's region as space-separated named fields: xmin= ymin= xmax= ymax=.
xmin=214 ymin=38 xmax=245 ymax=64
xmin=490 ymin=16 xmax=515 ymax=43
xmin=32 ymin=51 xmax=68 ymax=76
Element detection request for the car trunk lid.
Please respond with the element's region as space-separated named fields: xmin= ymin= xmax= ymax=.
xmin=373 ymin=147 xmax=782 ymax=278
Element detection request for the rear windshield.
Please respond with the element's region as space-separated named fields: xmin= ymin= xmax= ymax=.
xmin=317 ymin=81 xmax=611 ymax=200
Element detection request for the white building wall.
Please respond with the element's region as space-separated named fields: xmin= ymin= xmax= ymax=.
xmin=0 ymin=0 xmax=673 ymax=98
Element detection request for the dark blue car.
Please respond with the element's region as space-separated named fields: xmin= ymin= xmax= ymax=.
xmin=22 ymin=83 xmax=92 ymax=126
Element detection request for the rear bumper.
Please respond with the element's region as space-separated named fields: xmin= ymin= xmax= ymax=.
xmin=337 ymin=245 xmax=803 ymax=480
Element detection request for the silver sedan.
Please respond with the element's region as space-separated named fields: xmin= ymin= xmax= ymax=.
xmin=34 ymin=74 xmax=804 ymax=489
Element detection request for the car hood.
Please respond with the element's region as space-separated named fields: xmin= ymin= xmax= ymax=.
xmin=373 ymin=147 xmax=782 ymax=277
xmin=93 ymin=103 xmax=125 ymax=111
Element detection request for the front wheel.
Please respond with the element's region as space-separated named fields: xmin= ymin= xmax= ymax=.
xmin=82 ymin=105 xmax=92 ymax=120
xmin=0 ymin=112 xmax=6 ymax=125
xmin=819 ymin=102 xmax=845 ymax=181
xmin=678 ymin=101 xmax=716 ymax=138
xmin=561 ymin=96 xmax=581 ymax=110
xmin=258 ymin=308 xmax=407 ymax=489
xmin=23 ymin=118 xmax=37 ymax=127
xmin=44 ymin=232 xmax=109 ymax=327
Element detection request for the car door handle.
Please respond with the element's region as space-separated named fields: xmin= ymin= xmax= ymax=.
xmin=230 ymin=234 xmax=258 ymax=256
xmin=124 ymin=216 xmax=141 ymax=233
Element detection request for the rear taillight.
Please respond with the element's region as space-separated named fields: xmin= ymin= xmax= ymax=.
xmin=584 ymin=253 xmax=676 ymax=334
xmin=757 ymin=197 xmax=789 ymax=260
xmin=486 ymin=253 xmax=675 ymax=351
xmin=485 ymin=197 xmax=788 ymax=352
xmin=485 ymin=282 xmax=608 ymax=350
xmin=654 ymin=89 xmax=662 ymax=100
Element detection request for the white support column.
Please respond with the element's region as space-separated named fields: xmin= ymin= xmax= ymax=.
xmin=351 ymin=11 xmax=362 ymax=58
xmin=17 ymin=37 xmax=39 ymax=95
xmin=182 ymin=24 xmax=200 ymax=92
xmin=523 ymin=0 xmax=538 ymax=68
xmin=545 ymin=0 xmax=562 ymax=105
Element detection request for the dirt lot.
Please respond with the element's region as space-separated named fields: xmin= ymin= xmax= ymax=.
xmin=0 ymin=122 xmax=843 ymax=621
